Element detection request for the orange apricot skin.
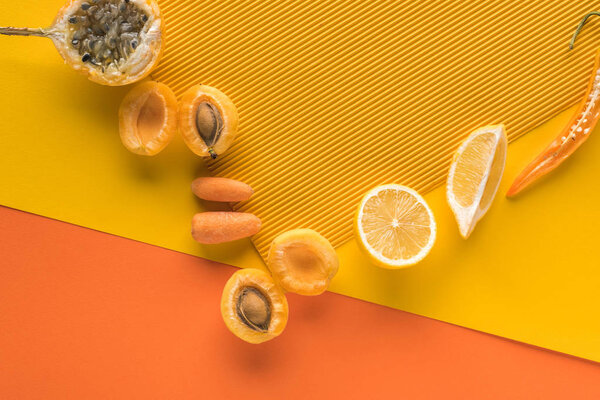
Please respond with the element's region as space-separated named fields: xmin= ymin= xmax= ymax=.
xmin=118 ymin=81 xmax=178 ymax=156
xmin=178 ymin=85 xmax=239 ymax=158
xmin=192 ymin=212 xmax=261 ymax=244
xmin=192 ymin=177 xmax=254 ymax=202
xmin=221 ymin=268 xmax=288 ymax=344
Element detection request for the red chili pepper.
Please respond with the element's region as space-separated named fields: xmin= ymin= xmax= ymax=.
xmin=507 ymin=12 xmax=600 ymax=197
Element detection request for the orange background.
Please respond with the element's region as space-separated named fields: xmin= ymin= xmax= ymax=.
xmin=1 ymin=205 xmax=599 ymax=399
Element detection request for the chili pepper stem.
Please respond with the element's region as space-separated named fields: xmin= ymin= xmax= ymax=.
xmin=0 ymin=26 xmax=49 ymax=38
xmin=569 ymin=11 xmax=600 ymax=49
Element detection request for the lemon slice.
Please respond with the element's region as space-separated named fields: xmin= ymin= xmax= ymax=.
xmin=447 ymin=125 xmax=507 ymax=238
xmin=354 ymin=185 xmax=437 ymax=268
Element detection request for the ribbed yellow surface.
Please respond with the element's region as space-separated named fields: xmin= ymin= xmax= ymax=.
xmin=153 ymin=0 xmax=600 ymax=258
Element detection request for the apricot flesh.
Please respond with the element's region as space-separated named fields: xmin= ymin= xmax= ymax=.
xmin=119 ymin=81 xmax=177 ymax=156
xmin=179 ymin=85 xmax=239 ymax=159
xmin=221 ymin=268 xmax=288 ymax=344
xmin=267 ymin=229 xmax=339 ymax=296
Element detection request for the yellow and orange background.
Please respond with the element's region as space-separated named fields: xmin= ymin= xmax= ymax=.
xmin=1 ymin=0 xmax=600 ymax=397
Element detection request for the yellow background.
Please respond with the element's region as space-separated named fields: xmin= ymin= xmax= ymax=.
xmin=1 ymin=0 xmax=599 ymax=361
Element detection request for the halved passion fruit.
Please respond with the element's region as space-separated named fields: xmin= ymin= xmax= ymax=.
xmin=0 ymin=0 xmax=163 ymax=86
xmin=267 ymin=229 xmax=339 ymax=296
xmin=179 ymin=85 xmax=239 ymax=159
xmin=221 ymin=268 xmax=288 ymax=344
xmin=119 ymin=81 xmax=177 ymax=155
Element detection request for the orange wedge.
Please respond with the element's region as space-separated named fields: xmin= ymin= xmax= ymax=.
xmin=446 ymin=125 xmax=507 ymax=238
xmin=354 ymin=185 xmax=436 ymax=268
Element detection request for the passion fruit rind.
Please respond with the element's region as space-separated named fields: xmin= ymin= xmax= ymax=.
xmin=267 ymin=229 xmax=339 ymax=296
xmin=55 ymin=0 xmax=163 ymax=86
xmin=221 ymin=268 xmax=288 ymax=344
xmin=179 ymin=85 xmax=239 ymax=159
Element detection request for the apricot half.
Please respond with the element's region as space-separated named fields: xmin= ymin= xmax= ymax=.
xmin=119 ymin=81 xmax=177 ymax=155
xmin=221 ymin=268 xmax=288 ymax=344
xmin=267 ymin=229 xmax=339 ymax=296
xmin=179 ymin=85 xmax=239 ymax=159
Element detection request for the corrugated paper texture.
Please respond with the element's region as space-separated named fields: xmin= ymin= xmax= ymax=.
xmin=153 ymin=0 xmax=600 ymax=258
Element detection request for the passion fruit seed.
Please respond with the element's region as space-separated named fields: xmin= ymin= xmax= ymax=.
xmin=236 ymin=287 xmax=271 ymax=332
xmin=67 ymin=0 xmax=148 ymax=72
xmin=196 ymin=102 xmax=223 ymax=160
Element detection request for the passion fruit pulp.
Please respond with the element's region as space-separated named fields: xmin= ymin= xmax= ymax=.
xmin=179 ymin=85 xmax=239 ymax=159
xmin=0 ymin=0 xmax=163 ymax=86
xmin=221 ymin=268 xmax=288 ymax=344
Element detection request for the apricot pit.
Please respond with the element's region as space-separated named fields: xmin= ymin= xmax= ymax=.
xmin=221 ymin=268 xmax=288 ymax=344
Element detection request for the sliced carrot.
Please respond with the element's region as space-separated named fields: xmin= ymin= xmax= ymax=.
xmin=191 ymin=177 xmax=254 ymax=202
xmin=192 ymin=212 xmax=261 ymax=244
